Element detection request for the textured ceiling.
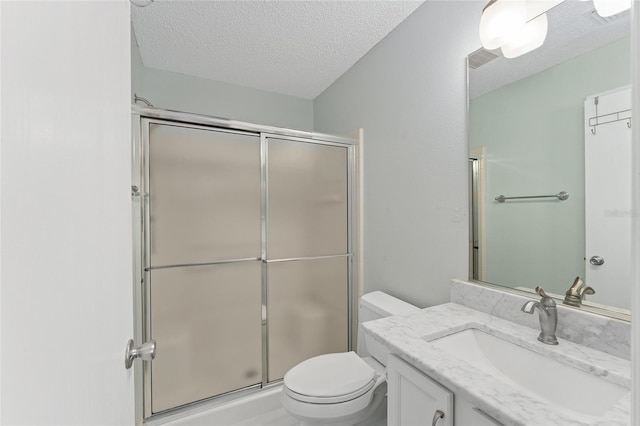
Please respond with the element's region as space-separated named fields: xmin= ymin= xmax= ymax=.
xmin=131 ymin=0 xmax=424 ymax=100
xmin=470 ymin=1 xmax=631 ymax=99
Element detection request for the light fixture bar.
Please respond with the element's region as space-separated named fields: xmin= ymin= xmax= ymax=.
xmin=525 ymin=0 xmax=563 ymax=21
xmin=593 ymin=0 xmax=631 ymax=17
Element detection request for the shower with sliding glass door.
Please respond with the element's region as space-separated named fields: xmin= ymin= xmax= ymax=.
xmin=131 ymin=109 xmax=357 ymax=420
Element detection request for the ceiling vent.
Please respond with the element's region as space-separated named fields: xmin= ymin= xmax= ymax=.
xmin=468 ymin=47 xmax=500 ymax=69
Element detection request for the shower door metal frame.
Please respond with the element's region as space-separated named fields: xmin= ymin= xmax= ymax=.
xmin=131 ymin=106 xmax=358 ymax=424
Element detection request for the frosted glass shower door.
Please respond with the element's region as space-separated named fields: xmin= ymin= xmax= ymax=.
xmin=266 ymin=138 xmax=350 ymax=381
xmin=146 ymin=123 xmax=262 ymax=413
xmin=150 ymin=263 xmax=262 ymax=413
xmin=148 ymin=124 xmax=261 ymax=265
xmin=267 ymin=257 xmax=348 ymax=380
xmin=267 ymin=138 xmax=348 ymax=259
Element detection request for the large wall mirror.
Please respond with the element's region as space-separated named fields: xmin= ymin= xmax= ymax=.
xmin=468 ymin=0 xmax=631 ymax=318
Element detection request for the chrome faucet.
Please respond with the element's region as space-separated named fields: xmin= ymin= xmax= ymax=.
xmin=521 ymin=287 xmax=558 ymax=345
xmin=563 ymin=276 xmax=595 ymax=307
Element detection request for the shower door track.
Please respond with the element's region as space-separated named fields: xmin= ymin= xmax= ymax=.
xmin=132 ymin=106 xmax=359 ymax=425
xmin=133 ymin=105 xmax=356 ymax=145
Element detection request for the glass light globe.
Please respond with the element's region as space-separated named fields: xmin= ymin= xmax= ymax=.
xmin=501 ymin=13 xmax=548 ymax=58
xmin=593 ymin=0 xmax=631 ymax=17
xmin=479 ymin=0 xmax=528 ymax=50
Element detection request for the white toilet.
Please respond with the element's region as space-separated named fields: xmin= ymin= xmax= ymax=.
xmin=281 ymin=291 xmax=420 ymax=425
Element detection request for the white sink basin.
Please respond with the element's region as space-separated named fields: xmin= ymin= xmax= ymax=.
xmin=428 ymin=328 xmax=628 ymax=418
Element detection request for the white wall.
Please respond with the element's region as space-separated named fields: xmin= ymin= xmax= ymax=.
xmin=138 ymin=67 xmax=314 ymax=131
xmin=1 ymin=2 xmax=134 ymax=424
xmin=313 ymin=1 xmax=484 ymax=308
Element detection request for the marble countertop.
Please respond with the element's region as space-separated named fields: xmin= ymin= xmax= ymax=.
xmin=363 ymin=303 xmax=631 ymax=426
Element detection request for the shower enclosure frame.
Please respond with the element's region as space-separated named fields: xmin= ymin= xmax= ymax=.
xmin=131 ymin=106 xmax=359 ymax=423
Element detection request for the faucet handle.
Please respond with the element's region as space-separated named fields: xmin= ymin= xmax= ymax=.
xmin=563 ymin=277 xmax=595 ymax=307
xmin=535 ymin=287 xmax=548 ymax=298
xmin=535 ymin=287 xmax=556 ymax=307
xmin=570 ymin=276 xmax=583 ymax=290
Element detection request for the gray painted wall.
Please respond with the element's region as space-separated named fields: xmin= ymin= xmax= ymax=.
xmin=313 ymin=1 xmax=484 ymax=308
xmin=132 ymin=26 xmax=313 ymax=130
xmin=137 ymin=66 xmax=314 ymax=131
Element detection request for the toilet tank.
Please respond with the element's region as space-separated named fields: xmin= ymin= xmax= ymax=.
xmin=357 ymin=291 xmax=420 ymax=361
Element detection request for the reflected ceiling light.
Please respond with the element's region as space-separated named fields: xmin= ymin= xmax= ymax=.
xmin=593 ymin=0 xmax=631 ymax=17
xmin=501 ymin=13 xmax=548 ymax=58
xmin=479 ymin=0 xmax=549 ymax=59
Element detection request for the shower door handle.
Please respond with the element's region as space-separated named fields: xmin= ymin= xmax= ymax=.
xmin=125 ymin=339 xmax=156 ymax=369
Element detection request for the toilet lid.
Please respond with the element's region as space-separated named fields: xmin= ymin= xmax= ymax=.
xmin=283 ymin=351 xmax=377 ymax=402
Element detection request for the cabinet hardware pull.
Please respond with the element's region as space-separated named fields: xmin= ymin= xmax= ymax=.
xmin=432 ymin=409 xmax=445 ymax=426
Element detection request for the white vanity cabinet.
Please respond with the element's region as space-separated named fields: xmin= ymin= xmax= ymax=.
xmin=387 ymin=354 xmax=502 ymax=426
xmin=387 ymin=354 xmax=453 ymax=426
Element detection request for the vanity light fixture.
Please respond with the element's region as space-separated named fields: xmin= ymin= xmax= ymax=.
xmin=479 ymin=0 xmax=527 ymax=50
xmin=593 ymin=0 xmax=631 ymax=17
xmin=479 ymin=0 xmax=549 ymax=58
xmin=501 ymin=13 xmax=548 ymax=58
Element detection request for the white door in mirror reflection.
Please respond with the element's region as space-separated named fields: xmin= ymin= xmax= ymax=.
xmin=584 ymin=86 xmax=632 ymax=310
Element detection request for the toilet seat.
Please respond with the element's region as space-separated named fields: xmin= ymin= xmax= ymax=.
xmin=283 ymin=352 xmax=377 ymax=404
xmin=282 ymin=353 xmax=386 ymax=424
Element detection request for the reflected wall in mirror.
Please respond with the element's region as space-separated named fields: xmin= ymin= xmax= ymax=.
xmin=468 ymin=0 xmax=631 ymax=315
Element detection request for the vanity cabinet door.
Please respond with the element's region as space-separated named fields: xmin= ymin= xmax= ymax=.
xmin=387 ymin=354 xmax=453 ymax=426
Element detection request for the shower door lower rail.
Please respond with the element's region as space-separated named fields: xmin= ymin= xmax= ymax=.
xmin=144 ymin=381 xmax=285 ymax=424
